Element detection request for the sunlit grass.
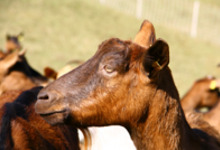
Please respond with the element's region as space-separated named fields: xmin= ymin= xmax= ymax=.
xmin=0 ymin=0 xmax=219 ymax=97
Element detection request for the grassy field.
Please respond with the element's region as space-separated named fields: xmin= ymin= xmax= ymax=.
xmin=97 ymin=0 xmax=220 ymax=45
xmin=0 ymin=0 xmax=220 ymax=97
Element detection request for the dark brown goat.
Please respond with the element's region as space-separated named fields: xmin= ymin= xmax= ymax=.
xmin=181 ymin=77 xmax=220 ymax=112
xmin=0 ymin=87 xmax=81 ymax=150
xmin=35 ymin=20 xmax=220 ymax=149
xmin=0 ymin=50 xmax=48 ymax=95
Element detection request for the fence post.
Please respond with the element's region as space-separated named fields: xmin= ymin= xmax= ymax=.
xmin=136 ymin=0 xmax=142 ymax=19
xmin=190 ymin=1 xmax=200 ymax=38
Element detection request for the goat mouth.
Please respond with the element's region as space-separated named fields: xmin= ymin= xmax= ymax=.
xmin=38 ymin=109 xmax=70 ymax=125
xmin=39 ymin=109 xmax=68 ymax=117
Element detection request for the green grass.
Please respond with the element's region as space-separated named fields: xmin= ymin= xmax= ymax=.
xmin=200 ymin=0 xmax=220 ymax=6
xmin=0 ymin=0 xmax=220 ymax=97
xmin=101 ymin=0 xmax=220 ymax=45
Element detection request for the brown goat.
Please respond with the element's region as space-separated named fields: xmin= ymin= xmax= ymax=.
xmin=181 ymin=76 xmax=220 ymax=112
xmin=201 ymin=79 xmax=220 ymax=133
xmin=0 ymin=87 xmax=81 ymax=150
xmin=203 ymin=97 xmax=220 ymax=133
xmin=0 ymin=50 xmax=48 ymax=95
xmin=35 ymin=20 xmax=220 ymax=149
xmin=5 ymin=33 xmax=23 ymax=53
xmin=0 ymin=33 xmax=23 ymax=59
xmin=181 ymin=77 xmax=220 ymax=134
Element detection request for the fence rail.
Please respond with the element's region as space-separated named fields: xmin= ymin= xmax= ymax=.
xmin=97 ymin=0 xmax=220 ymax=45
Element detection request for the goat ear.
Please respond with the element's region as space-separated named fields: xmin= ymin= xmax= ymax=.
xmin=44 ymin=67 xmax=58 ymax=80
xmin=18 ymin=32 xmax=24 ymax=42
xmin=6 ymin=34 xmax=11 ymax=40
xmin=143 ymin=39 xmax=169 ymax=77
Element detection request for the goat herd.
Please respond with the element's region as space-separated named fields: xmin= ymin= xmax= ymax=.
xmin=0 ymin=20 xmax=220 ymax=150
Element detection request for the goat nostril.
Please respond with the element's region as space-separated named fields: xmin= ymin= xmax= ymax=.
xmin=38 ymin=92 xmax=49 ymax=100
xmin=40 ymin=95 xmax=49 ymax=100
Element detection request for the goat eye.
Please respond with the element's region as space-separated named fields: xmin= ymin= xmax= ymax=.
xmin=104 ymin=65 xmax=114 ymax=73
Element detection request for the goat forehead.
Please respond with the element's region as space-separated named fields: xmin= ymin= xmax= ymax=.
xmin=94 ymin=38 xmax=148 ymax=64
xmin=95 ymin=39 xmax=147 ymax=65
xmin=97 ymin=38 xmax=130 ymax=54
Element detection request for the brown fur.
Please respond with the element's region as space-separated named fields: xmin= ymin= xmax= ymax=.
xmin=181 ymin=77 xmax=220 ymax=112
xmin=0 ymin=51 xmax=5 ymax=60
xmin=0 ymin=87 xmax=81 ymax=150
xmin=44 ymin=67 xmax=58 ymax=80
xmin=0 ymin=90 xmax=22 ymax=108
xmin=5 ymin=33 xmax=23 ymax=53
xmin=0 ymin=50 xmax=48 ymax=95
xmin=0 ymin=33 xmax=23 ymax=60
xmin=35 ymin=21 xmax=220 ymax=150
xmin=181 ymin=77 xmax=220 ymax=134
xmin=202 ymin=99 xmax=220 ymax=133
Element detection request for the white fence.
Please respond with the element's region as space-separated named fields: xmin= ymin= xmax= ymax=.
xmin=97 ymin=0 xmax=220 ymax=45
